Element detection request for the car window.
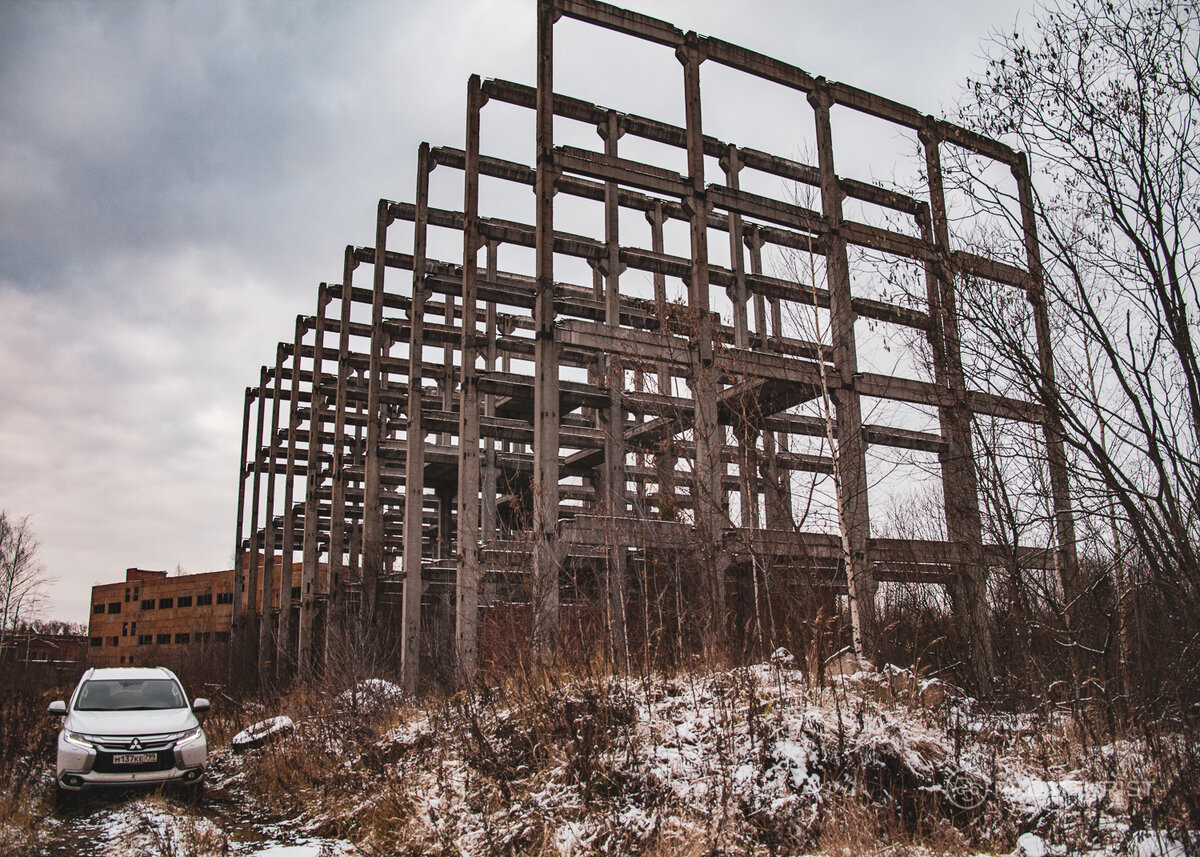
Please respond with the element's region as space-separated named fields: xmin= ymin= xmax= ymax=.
xmin=74 ymin=679 xmax=187 ymax=711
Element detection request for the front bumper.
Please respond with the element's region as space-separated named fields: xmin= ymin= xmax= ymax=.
xmin=57 ymin=766 xmax=205 ymax=791
xmin=56 ymin=731 xmax=206 ymax=791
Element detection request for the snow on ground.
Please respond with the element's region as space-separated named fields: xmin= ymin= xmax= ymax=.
xmin=37 ymin=795 xmax=360 ymax=857
xmin=239 ymin=840 xmax=358 ymax=856
xmin=20 ymin=657 xmax=1196 ymax=855
xmin=336 ymin=678 xmax=408 ymax=716
xmin=96 ymin=798 xmax=224 ymax=855
xmin=340 ymin=658 xmax=1193 ymax=855
xmin=319 ymin=659 xmax=1003 ymax=853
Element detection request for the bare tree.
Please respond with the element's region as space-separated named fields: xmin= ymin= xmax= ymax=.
xmin=0 ymin=512 xmax=50 ymax=631
xmin=956 ymin=0 xmax=1200 ymax=703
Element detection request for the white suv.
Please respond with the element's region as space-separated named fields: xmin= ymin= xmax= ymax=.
xmin=49 ymin=666 xmax=209 ymax=796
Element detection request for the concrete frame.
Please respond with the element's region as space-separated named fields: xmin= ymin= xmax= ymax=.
xmin=230 ymin=0 xmax=1077 ymax=692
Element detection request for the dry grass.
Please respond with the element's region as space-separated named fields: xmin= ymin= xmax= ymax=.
xmin=12 ymin=654 xmax=1180 ymax=856
xmin=0 ymin=663 xmax=67 ymax=851
xmin=222 ymin=661 xmax=1046 ymax=855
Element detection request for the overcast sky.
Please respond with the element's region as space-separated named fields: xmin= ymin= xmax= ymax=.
xmin=0 ymin=0 xmax=1039 ymax=626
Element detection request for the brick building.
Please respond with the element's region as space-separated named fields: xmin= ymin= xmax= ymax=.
xmin=0 ymin=629 xmax=88 ymax=685
xmin=86 ymin=557 xmax=315 ymax=668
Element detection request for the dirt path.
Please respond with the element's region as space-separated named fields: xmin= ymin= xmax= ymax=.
xmin=27 ymin=785 xmax=356 ymax=857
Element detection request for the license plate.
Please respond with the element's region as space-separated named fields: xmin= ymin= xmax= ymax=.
xmin=112 ymin=752 xmax=157 ymax=765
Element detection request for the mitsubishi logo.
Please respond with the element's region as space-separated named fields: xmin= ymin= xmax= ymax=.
xmin=129 ymin=738 xmax=142 ymax=751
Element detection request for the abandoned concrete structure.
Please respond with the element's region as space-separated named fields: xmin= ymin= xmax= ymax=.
xmin=233 ymin=0 xmax=1076 ymax=691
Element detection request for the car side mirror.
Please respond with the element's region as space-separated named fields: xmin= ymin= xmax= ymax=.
xmin=192 ymin=698 xmax=210 ymax=715
xmin=48 ymin=700 xmax=67 ymax=716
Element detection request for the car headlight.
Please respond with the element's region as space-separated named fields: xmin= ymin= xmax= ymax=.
xmin=174 ymin=727 xmax=204 ymax=748
xmin=63 ymin=729 xmax=94 ymax=749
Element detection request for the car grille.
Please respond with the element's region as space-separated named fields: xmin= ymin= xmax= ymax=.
xmin=92 ymin=749 xmax=175 ymax=773
xmin=92 ymin=733 xmax=177 ymax=751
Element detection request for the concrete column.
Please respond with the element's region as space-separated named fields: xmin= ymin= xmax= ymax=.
xmin=232 ymin=386 xmax=253 ymax=637
xmin=456 ymin=77 xmax=486 ymax=683
xmin=259 ymin=343 xmax=286 ymax=681
xmin=599 ymin=109 xmax=628 ymax=664
xmin=532 ymin=0 xmax=561 ymax=667
xmin=809 ymin=81 xmax=876 ymax=661
xmin=277 ymin=316 xmax=306 ymax=681
xmin=244 ymin=368 xmax=269 ymax=671
xmin=723 ymin=145 xmax=759 ymax=547
xmin=920 ymin=127 xmax=997 ymax=689
xmin=362 ymin=201 xmax=393 ymax=638
xmin=722 ymin=145 xmax=750 ymax=350
xmin=679 ymin=33 xmax=726 ymax=654
xmin=300 ymin=286 xmax=332 ymax=676
xmin=402 ymin=144 xmax=433 ymax=692
xmin=322 ymin=248 xmax=357 ymax=667
xmin=481 ymin=240 xmax=500 ymax=541
xmin=746 ymin=225 xmax=768 ymax=345
xmin=646 ymin=203 xmax=677 ymax=522
xmin=1013 ymin=153 xmax=1080 ymax=632
xmin=746 ymin=229 xmax=792 ymax=531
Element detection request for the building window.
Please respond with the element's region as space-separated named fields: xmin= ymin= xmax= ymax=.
xmin=196 ymin=631 xmax=211 ymax=644
xmin=124 ymin=588 xmax=131 ymax=602
xmin=174 ymin=633 xmax=190 ymax=644
xmin=196 ymin=593 xmax=212 ymax=606
xmin=93 ymin=603 xmax=105 ymax=614
xmin=122 ymin=622 xmax=128 ymax=637
xmin=133 ymin=586 xmax=139 ymax=600
xmin=141 ymin=599 xmax=155 ymax=610
xmin=90 ymin=637 xmax=102 ymax=648
xmin=131 ymin=622 xmax=136 ymax=635
xmin=216 ymin=592 xmax=234 ymax=605
xmin=110 ymin=637 xmax=119 ymax=647
xmin=215 ymin=631 xmax=230 ymax=643
xmin=158 ymin=598 xmax=173 ymax=609
xmin=120 ymin=656 xmax=126 ymax=664
xmin=291 ymin=586 xmax=301 ymax=600
xmin=31 ymin=651 xmax=47 ymax=661
xmin=107 ymin=602 xmax=121 ymax=614
xmin=156 ymin=634 xmax=170 ymax=645
xmin=176 ymin=595 xmax=193 ymax=608
xmin=137 ymin=635 xmax=151 ymax=645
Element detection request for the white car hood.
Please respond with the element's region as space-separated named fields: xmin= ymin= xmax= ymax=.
xmin=67 ymin=708 xmax=198 ymax=737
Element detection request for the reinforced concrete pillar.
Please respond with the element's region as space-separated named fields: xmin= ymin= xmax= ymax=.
xmin=722 ymin=145 xmax=750 ymax=351
xmin=809 ymin=81 xmax=876 ymax=661
xmin=598 ymin=108 xmax=629 ymax=665
xmin=323 ymin=248 xmax=357 ymax=666
xmin=679 ymin=33 xmax=727 ymax=655
xmin=1013 ymin=153 xmax=1080 ymax=637
xmin=259 ymin=343 xmax=287 ymax=681
xmin=646 ymin=203 xmax=677 ymax=522
xmin=745 ymin=228 xmax=792 ymax=531
xmin=402 ymin=144 xmax=432 ymax=692
xmin=232 ymin=386 xmax=253 ymax=641
xmin=456 ymin=78 xmax=486 ymax=684
xmin=361 ymin=201 xmax=393 ymax=640
xmin=481 ymin=241 xmax=500 ymax=542
xmin=300 ymin=285 xmax=332 ymax=676
xmin=277 ymin=316 xmax=306 ymax=681
xmin=532 ymin=0 xmax=561 ymax=667
xmin=920 ymin=126 xmax=997 ymax=690
xmin=243 ymin=368 xmax=269 ymax=677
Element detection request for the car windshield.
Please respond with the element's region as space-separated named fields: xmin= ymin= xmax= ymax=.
xmin=74 ymin=678 xmax=187 ymax=711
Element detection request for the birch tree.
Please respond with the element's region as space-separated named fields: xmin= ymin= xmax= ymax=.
xmin=0 ymin=512 xmax=49 ymax=631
